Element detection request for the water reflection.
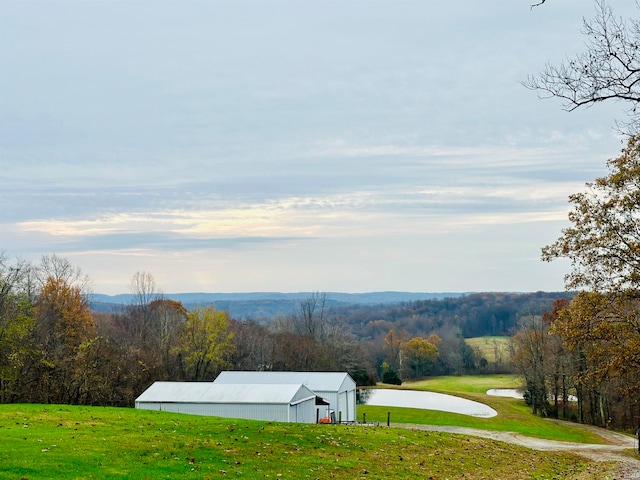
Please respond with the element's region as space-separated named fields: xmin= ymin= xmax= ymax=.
xmin=358 ymin=388 xmax=497 ymax=418
xmin=356 ymin=388 xmax=372 ymax=404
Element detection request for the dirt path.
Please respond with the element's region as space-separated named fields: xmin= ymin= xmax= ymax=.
xmin=392 ymin=422 xmax=640 ymax=479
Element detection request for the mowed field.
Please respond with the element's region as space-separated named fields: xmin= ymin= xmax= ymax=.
xmin=465 ymin=336 xmax=512 ymax=363
xmin=0 ymin=375 xmax=632 ymax=479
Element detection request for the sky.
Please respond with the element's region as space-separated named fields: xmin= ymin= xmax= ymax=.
xmin=0 ymin=0 xmax=635 ymax=295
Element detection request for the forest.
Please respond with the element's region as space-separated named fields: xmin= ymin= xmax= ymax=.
xmin=1 ymin=226 xmax=638 ymax=431
xmin=0 ymin=252 xmax=567 ymax=406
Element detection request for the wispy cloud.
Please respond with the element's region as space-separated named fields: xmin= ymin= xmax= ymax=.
xmin=14 ymin=175 xmax=573 ymax=254
xmin=2 ymin=0 xmax=633 ymax=293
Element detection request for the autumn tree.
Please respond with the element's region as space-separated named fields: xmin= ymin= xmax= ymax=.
xmin=30 ymin=272 xmax=96 ymax=404
xmin=542 ymin=299 xmax=574 ymax=420
xmin=401 ymin=336 xmax=440 ymax=379
xmin=229 ymin=319 xmax=273 ymax=371
xmin=542 ymin=136 xmax=640 ymax=292
xmin=525 ymin=1 xmax=640 ymax=134
xmin=542 ymin=136 xmax=640 ymax=427
xmin=553 ymin=291 xmax=640 ymax=426
xmin=175 ymin=305 xmax=235 ymax=381
xmin=0 ymin=255 xmax=34 ymax=402
xmin=383 ymin=328 xmax=404 ymax=371
xmin=149 ymin=299 xmax=187 ymax=378
xmin=511 ymin=315 xmax=552 ymax=416
xmin=269 ymin=331 xmax=319 ymax=371
xmin=379 ymin=327 xmax=407 ymax=384
xmin=117 ymin=271 xmax=187 ymax=387
xmin=37 ymin=254 xmax=90 ymax=293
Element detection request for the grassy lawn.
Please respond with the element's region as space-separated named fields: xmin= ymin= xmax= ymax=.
xmin=465 ymin=336 xmax=512 ymax=363
xmin=358 ymin=375 xmax=605 ymax=443
xmin=0 ymin=403 xmax=619 ymax=479
xmin=406 ymin=373 xmax=523 ymax=393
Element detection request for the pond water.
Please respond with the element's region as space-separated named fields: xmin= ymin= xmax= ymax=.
xmin=486 ymin=388 xmax=578 ymax=402
xmin=358 ymin=389 xmax=497 ymax=418
xmin=486 ymin=388 xmax=524 ymax=399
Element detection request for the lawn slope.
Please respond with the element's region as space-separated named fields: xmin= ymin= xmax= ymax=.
xmin=358 ymin=375 xmax=606 ymax=443
xmin=0 ymin=404 xmax=620 ymax=479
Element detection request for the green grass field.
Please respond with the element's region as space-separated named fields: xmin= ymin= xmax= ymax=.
xmin=465 ymin=336 xmax=511 ymax=364
xmin=0 ymin=375 xmax=630 ymax=479
xmin=359 ymin=375 xmax=603 ymax=443
xmin=0 ymin=403 xmax=618 ymax=479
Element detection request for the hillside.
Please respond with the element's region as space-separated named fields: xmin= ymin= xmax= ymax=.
xmin=89 ymin=291 xmax=466 ymax=317
xmin=0 ymin=403 xmax=624 ymax=479
xmin=90 ymin=291 xmax=574 ymax=339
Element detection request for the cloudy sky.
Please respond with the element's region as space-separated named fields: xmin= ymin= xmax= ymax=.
xmin=0 ymin=0 xmax=634 ymax=295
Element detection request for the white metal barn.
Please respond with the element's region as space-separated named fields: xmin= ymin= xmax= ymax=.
xmin=134 ymin=382 xmax=318 ymax=423
xmin=214 ymin=371 xmax=357 ymax=423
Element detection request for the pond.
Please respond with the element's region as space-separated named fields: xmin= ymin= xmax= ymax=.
xmin=486 ymin=388 xmax=524 ymax=399
xmin=358 ymin=389 xmax=498 ymax=418
xmin=486 ymin=388 xmax=578 ymax=402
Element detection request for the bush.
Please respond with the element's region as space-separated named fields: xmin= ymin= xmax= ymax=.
xmin=382 ymin=369 xmax=402 ymax=385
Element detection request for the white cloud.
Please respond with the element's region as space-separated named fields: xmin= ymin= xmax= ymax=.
xmin=1 ymin=0 xmax=633 ymax=293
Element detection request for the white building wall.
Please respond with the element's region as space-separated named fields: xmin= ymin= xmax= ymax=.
xmin=209 ymin=372 xmax=358 ymax=422
xmin=315 ymin=389 xmax=356 ymax=422
xmin=347 ymin=389 xmax=356 ymax=421
xmin=135 ymin=400 xmax=316 ymax=423
xmin=338 ymin=391 xmax=348 ymax=422
xmin=315 ymin=391 xmax=338 ymax=420
xmin=290 ymin=400 xmax=315 ymax=423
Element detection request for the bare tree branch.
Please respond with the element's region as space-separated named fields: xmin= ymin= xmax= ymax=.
xmin=530 ymin=0 xmax=547 ymax=10
xmin=524 ymin=0 xmax=640 ymax=135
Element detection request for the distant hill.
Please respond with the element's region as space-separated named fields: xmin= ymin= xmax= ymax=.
xmin=89 ymin=290 xmax=574 ymax=337
xmin=89 ymin=291 xmax=467 ymax=318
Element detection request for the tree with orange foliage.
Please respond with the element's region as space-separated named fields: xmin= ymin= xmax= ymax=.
xmin=31 ymin=275 xmax=96 ymax=404
xmin=542 ymin=136 xmax=640 ymax=427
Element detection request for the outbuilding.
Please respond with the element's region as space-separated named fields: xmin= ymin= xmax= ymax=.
xmin=214 ymin=371 xmax=357 ymax=423
xmin=135 ymin=381 xmax=318 ymax=423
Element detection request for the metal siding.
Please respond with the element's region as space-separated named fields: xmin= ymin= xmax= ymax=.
xmin=338 ymin=375 xmax=357 ymax=392
xmin=289 ymin=400 xmax=315 ymax=423
xmin=141 ymin=402 xmax=290 ymax=421
xmin=136 ymin=402 xmax=161 ymax=411
xmin=136 ymin=378 xmax=324 ymax=423
xmin=299 ymin=398 xmax=316 ymax=423
xmin=215 ymin=371 xmax=355 ymax=393
xmin=212 ymin=372 xmax=357 ymax=422
xmin=135 ymin=400 xmax=316 ymax=423
xmin=348 ymin=388 xmax=356 ymax=421
xmin=338 ymin=391 xmax=347 ymax=422
xmin=319 ymin=389 xmax=355 ymax=422
xmin=316 ymin=391 xmax=337 ymax=412
xmin=135 ymin=382 xmax=311 ymax=405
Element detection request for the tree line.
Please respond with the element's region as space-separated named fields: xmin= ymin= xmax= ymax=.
xmin=3 ymin=254 xmax=538 ymax=407
xmin=0 ymin=260 xmax=237 ymax=406
xmin=511 ymin=136 xmax=640 ymax=430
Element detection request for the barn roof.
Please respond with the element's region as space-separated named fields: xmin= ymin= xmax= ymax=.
xmin=214 ymin=371 xmax=355 ymax=392
xmin=135 ymin=382 xmax=315 ymax=405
